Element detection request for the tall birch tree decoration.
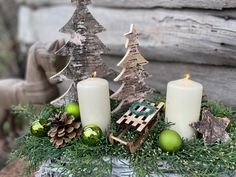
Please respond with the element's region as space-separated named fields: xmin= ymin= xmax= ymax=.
xmin=51 ymin=0 xmax=113 ymax=106
xmin=111 ymin=24 xmax=154 ymax=112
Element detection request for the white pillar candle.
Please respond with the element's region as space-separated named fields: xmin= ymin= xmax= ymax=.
xmin=165 ymin=75 xmax=203 ymax=139
xmin=77 ymin=77 xmax=111 ymax=132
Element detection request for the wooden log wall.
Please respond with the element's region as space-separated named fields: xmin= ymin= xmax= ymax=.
xmin=0 ymin=0 xmax=21 ymax=78
xmin=93 ymin=0 xmax=236 ymax=10
xmin=90 ymin=7 xmax=236 ymax=66
xmin=104 ymin=56 xmax=236 ymax=107
xmin=90 ymin=0 xmax=236 ymax=107
xmin=17 ymin=0 xmax=236 ymax=107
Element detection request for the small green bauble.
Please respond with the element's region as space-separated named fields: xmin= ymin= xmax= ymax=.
xmin=65 ymin=102 xmax=80 ymax=119
xmin=158 ymin=129 xmax=183 ymax=153
xmin=82 ymin=124 xmax=102 ymax=146
xmin=31 ymin=119 xmax=49 ymax=137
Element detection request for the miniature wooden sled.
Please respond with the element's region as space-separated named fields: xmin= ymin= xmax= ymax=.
xmin=109 ymin=99 xmax=165 ymax=153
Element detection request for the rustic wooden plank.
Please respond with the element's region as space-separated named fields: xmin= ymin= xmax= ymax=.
xmin=89 ymin=7 xmax=236 ymax=67
xmin=92 ymin=0 xmax=236 ymax=10
xmin=16 ymin=0 xmax=68 ymax=6
xmin=18 ymin=6 xmax=236 ymax=66
xmin=16 ymin=0 xmax=236 ymax=10
xmin=210 ymin=9 xmax=236 ymax=20
xmin=103 ymin=55 xmax=236 ymax=107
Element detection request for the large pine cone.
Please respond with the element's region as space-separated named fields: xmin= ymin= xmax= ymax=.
xmin=48 ymin=112 xmax=81 ymax=148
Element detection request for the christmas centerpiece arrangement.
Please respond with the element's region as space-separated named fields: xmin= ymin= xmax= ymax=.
xmin=10 ymin=0 xmax=236 ymax=177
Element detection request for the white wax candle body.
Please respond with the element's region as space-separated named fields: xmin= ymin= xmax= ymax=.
xmin=165 ymin=79 xmax=203 ymax=139
xmin=77 ymin=78 xmax=111 ymax=132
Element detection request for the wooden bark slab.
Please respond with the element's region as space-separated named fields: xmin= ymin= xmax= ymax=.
xmin=104 ymin=55 xmax=236 ymax=107
xmin=89 ymin=7 xmax=236 ymax=67
xmin=16 ymin=0 xmax=68 ymax=6
xmin=15 ymin=0 xmax=236 ymax=10
xmin=92 ymin=0 xmax=236 ymax=10
xmin=18 ymin=6 xmax=236 ymax=67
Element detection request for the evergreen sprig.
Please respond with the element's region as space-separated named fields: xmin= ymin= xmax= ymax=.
xmin=10 ymin=99 xmax=236 ymax=177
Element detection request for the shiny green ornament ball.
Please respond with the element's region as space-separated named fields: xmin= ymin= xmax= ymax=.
xmin=82 ymin=124 xmax=102 ymax=146
xmin=31 ymin=119 xmax=49 ymax=137
xmin=158 ymin=129 xmax=183 ymax=153
xmin=65 ymin=102 xmax=80 ymax=119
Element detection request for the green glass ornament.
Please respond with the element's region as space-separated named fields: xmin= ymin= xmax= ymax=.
xmin=31 ymin=119 xmax=49 ymax=137
xmin=65 ymin=102 xmax=80 ymax=119
xmin=82 ymin=124 xmax=102 ymax=146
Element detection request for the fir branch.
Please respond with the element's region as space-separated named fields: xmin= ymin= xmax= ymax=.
xmin=208 ymin=101 xmax=234 ymax=119
xmin=10 ymin=100 xmax=236 ymax=177
xmin=11 ymin=104 xmax=36 ymax=120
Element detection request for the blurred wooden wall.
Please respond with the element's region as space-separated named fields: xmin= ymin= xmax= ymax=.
xmin=0 ymin=0 xmax=21 ymax=78
xmin=17 ymin=0 xmax=236 ymax=107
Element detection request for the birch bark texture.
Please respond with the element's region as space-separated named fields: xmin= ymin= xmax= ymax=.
xmin=111 ymin=24 xmax=153 ymax=112
xmin=51 ymin=0 xmax=113 ymax=106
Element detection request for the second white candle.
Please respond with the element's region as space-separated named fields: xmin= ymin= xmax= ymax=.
xmin=77 ymin=77 xmax=111 ymax=132
xmin=165 ymin=76 xmax=203 ymax=139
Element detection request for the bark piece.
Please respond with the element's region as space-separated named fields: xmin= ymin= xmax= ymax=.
xmin=190 ymin=108 xmax=231 ymax=146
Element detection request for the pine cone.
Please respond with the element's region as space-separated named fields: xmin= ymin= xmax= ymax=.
xmin=48 ymin=112 xmax=81 ymax=148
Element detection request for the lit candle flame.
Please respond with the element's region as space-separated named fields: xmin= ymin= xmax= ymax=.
xmin=184 ymin=73 xmax=190 ymax=80
xmin=92 ymin=71 xmax=97 ymax=77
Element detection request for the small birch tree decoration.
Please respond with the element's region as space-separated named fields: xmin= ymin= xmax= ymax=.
xmin=51 ymin=0 xmax=114 ymax=106
xmin=111 ymin=24 xmax=154 ymax=112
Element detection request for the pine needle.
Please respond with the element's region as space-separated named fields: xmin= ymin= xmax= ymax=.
xmin=10 ymin=100 xmax=236 ymax=177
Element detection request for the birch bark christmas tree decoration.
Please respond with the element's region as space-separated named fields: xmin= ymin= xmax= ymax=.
xmin=111 ymin=24 xmax=154 ymax=112
xmin=51 ymin=0 xmax=113 ymax=106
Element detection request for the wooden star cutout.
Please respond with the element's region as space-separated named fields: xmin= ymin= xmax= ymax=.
xmin=124 ymin=24 xmax=139 ymax=48
xmin=190 ymin=108 xmax=231 ymax=146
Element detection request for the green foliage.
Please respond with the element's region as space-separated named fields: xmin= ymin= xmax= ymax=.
xmin=208 ymin=101 xmax=234 ymax=120
xmin=10 ymin=101 xmax=236 ymax=177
